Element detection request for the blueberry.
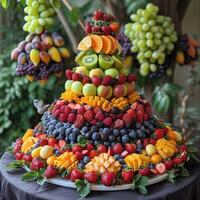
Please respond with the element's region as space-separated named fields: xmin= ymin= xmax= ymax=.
xmin=49 ymin=125 xmax=55 ymax=131
xmin=114 ymin=154 xmax=121 ymax=160
xmin=141 ymin=126 xmax=146 ymax=132
xmin=146 ymin=129 xmax=151 ymax=135
xmin=85 ymin=131 xmax=92 ymax=139
xmin=135 ymin=123 xmax=141 ymax=129
xmin=128 ymin=130 xmax=137 ymax=139
xmin=99 ymin=128 xmax=103 ymax=132
xmin=34 ymin=141 xmax=40 ymax=148
xmin=123 ymin=164 xmax=128 ymax=168
xmin=63 ymin=123 xmax=70 ymax=129
xmin=91 ymin=126 xmax=98 ymax=132
xmin=109 ymin=135 xmax=115 ymax=142
xmin=83 ymin=156 xmax=90 ymax=164
xmin=92 ymin=132 xmax=100 ymax=140
xmin=56 ymin=122 xmax=63 ymax=129
xmin=101 ymin=133 xmax=108 ymax=141
xmin=70 ymin=140 xmax=75 ymax=144
xmin=137 ymin=143 xmax=143 ymax=149
xmin=54 ymin=149 xmax=61 ymax=156
xmin=65 ymin=128 xmax=72 ymax=135
xmin=122 ymin=135 xmax=130 ymax=143
xmin=120 ymin=129 xmax=127 ymax=135
xmin=94 ymin=140 xmax=101 ymax=145
xmin=73 ymin=128 xmax=80 ymax=134
xmin=77 ymin=162 xmax=85 ymax=170
xmin=82 ymin=126 xmax=88 ymax=133
xmin=69 ymin=133 xmax=77 ymax=141
xmin=149 ymin=163 xmax=155 ymax=169
xmin=65 ymin=136 xmax=69 ymax=142
xmin=71 ymin=109 xmax=77 ymax=114
xmin=96 ymin=122 xmax=103 ymax=128
xmin=59 ymin=127 xmax=65 ymax=135
xmin=137 ymin=130 xmax=145 ymax=138
xmin=53 ymin=130 xmax=59 ymax=137
xmin=116 ymin=136 xmax=121 ymax=142
xmin=104 ymin=141 xmax=110 ymax=147
xmin=136 ymin=148 xmax=142 ymax=153
xmin=118 ymin=158 xmax=124 ymax=164
xmin=113 ymin=129 xmax=120 ymax=136
xmin=103 ymin=128 xmax=110 ymax=135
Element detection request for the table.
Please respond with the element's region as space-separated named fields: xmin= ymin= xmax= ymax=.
xmin=1 ymin=152 xmax=200 ymax=200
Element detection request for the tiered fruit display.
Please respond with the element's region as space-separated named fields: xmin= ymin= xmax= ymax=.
xmin=8 ymin=11 xmax=189 ymax=197
xmin=124 ymin=3 xmax=178 ymax=78
xmin=11 ymin=31 xmax=70 ymax=81
xmin=176 ymin=34 xmax=199 ymax=65
xmin=23 ymin=0 xmax=60 ymax=34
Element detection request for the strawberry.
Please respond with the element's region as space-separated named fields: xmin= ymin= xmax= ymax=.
xmin=84 ymin=171 xmax=98 ymax=183
xmin=92 ymin=76 xmax=101 ymax=86
xmin=59 ymin=113 xmax=68 ymax=122
xmin=77 ymin=106 xmax=86 ymax=114
xmin=102 ymin=75 xmax=113 ymax=86
xmin=72 ymin=145 xmax=83 ymax=153
xmin=113 ymin=143 xmax=123 ymax=155
xmin=95 ymin=112 xmax=105 ymax=121
xmin=82 ymin=150 xmax=89 ymax=156
xmin=67 ymin=113 xmax=76 ymax=123
xmin=143 ymin=139 xmax=149 ymax=147
xmin=101 ymin=26 xmax=111 ymax=35
xmin=162 ymin=127 xmax=168 ymax=134
xmin=181 ymin=152 xmax=187 ymax=162
xmin=83 ymin=110 xmax=94 ymax=122
xmin=108 ymin=147 xmax=114 ymax=156
xmin=103 ymin=117 xmax=113 ymax=127
xmin=101 ymin=172 xmax=116 ymax=186
xmin=143 ymin=113 xmax=149 ymax=121
xmin=149 ymin=138 xmax=156 ymax=145
xmin=122 ymin=170 xmax=134 ymax=183
xmin=72 ymin=72 xmax=81 ymax=81
xmin=70 ymin=169 xmax=83 ymax=182
xmin=65 ymin=69 xmax=73 ymax=79
xmin=93 ymin=10 xmax=103 ymax=20
xmin=14 ymin=152 xmax=24 ymax=160
xmin=97 ymin=144 xmax=107 ymax=153
xmin=93 ymin=106 xmax=101 ymax=114
xmin=179 ymin=144 xmax=188 ymax=152
xmin=125 ymin=143 xmax=136 ymax=154
xmin=40 ymin=139 xmax=48 ymax=146
xmin=139 ymin=167 xmax=150 ymax=176
xmin=15 ymin=138 xmax=23 ymax=145
xmin=64 ymin=106 xmax=72 ymax=114
xmin=145 ymin=107 xmax=151 ymax=116
xmin=90 ymin=119 xmax=97 ymax=125
xmin=164 ymin=159 xmax=174 ymax=170
xmin=173 ymin=157 xmax=183 ymax=165
xmin=136 ymin=104 xmax=144 ymax=112
xmin=30 ymin=158 xmax=44 ymax=171
xmin=48 ymin=138 xmax=57 ymax=147
xmin=44 ymin=166 xmax=57 ymax=178
xmin=13 ymin=144 xmax=21 ymax=154
xmin=23 ymin=154 xmax=33 ymax=163
xmin=122 ymin=113 xmax=132 ymax=125
xmin=127 ymin=109 xmax=136 ymax=118
xmin=60 ymin=105 xmax=66 ymax=113
xmin=154 ymin=129 xmax=164 ymax=140
xmin=136 ymin=111 xmax=144 ymax=123
xmin=82 ymin=75 xmax=91 ymax=84
xmin=53 ymin=109 xmax=61 ymax=117
xmin=74 ymin=114 xmax=85 ymax=128
xmin=58 ymin=140 xmax=66 ymax=148
xmin=118 ymin=74 xmax=126 ymax=84
xmin=85 ymin=22 xmax=92 ymax=35
xmin=75 ymin=151 xmax=83 ymax=160
xmin=127 ymin=74 xmax=137 ymax=82
xmin=86 ymin=143 xmax=94 ymax=151
xmin=113 ymin=119 xmax=124 ymax=129
xmin=89 ymin=150 xmax=98 ymax=159
xmin=92 ymin=26 xmax=101 ymax=33
xmin=155 ymin=163 xmax=166 ymax=174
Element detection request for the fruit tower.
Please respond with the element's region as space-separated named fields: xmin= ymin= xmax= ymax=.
xmin=10 ymin=10 xmax=189 ymax=197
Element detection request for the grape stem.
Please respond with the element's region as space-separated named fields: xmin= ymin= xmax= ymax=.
xmin=62 ymin=0 xmax=85 ymax=30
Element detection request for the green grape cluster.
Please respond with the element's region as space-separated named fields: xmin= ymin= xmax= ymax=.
xmin=23 ymin=0 xmax=57 ymax=34
xmin=125 ymin=3 xmax=178 ymax=77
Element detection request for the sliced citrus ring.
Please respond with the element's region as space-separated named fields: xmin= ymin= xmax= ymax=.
xmin=77 ymin=36 xmax=92 ymax=51
xmin=100 ymin=35 xmax=112 ymax=54
xmin=90 ymin=35 xmax=103 ymax=53
xmin=107 ymin=35 xmax=117 ymax=54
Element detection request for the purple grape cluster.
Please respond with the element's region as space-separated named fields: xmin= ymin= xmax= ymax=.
xmin=116 ymin=31 xmax=132 ymax=58
xmin=16 ymin=58 xmax=64 ymax=80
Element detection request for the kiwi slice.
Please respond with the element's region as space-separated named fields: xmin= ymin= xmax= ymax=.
xmin=75 ymin=51 xmax=87 ymax=65
xmin=99 ymin=54 xmax=114 ymax=70
xmin=82 ymin=54 xmax=98 ymax=69
xmin=112 ymin=55 xmax=123 ymax=70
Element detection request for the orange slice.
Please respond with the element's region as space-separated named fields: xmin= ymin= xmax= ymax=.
xmin=90 ymin=35 xmax=103 ymax=53
xmin=107 ymin=35 xmax=117 ymax=54
xmin=101 ymin=35 xmax=112 ymax=54
xmin=77 ymin=36 xmax=92 ymax=51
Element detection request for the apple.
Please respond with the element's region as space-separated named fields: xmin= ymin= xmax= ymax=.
xmin=89 ymin=68 xmax=104 ymax=78
xmin=119 ymin=69 xmax=129 ymax=76
xmin=113 ymin=84 xmax=127 ymax=97
xmin=145 ymin=144 xmax=157 ymax=156
xmin=65 ymin=80 xmax=73 ymax=91
xmin=105 ymin=68 xmax=119 ymax=78
xmin=97 ymin=85 xmax=112 ymax=99
xmin=83 ymin=83 xmax=97 ymax=97
xmin=75 ymin=66 xmax=89 ymax=76
xmin=71 ymin=81 xmax=83 ymax=95
xmin=125 ymin=82 xmax=135 ymax=95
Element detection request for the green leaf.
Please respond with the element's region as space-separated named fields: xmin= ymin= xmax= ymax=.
xmin=75 ymin=179 xmax=91 ymax=198
xmin=77 ymin=136 xmax=88 ymax=147
xmin=167 ymin=170 xmax=176 ymax=184
xmin=61 ymin=170 xmax=70 ymax=178
xmin=6 ymin=160 xmax=23 ymax=171
xmin=179 ymin=166 xmax=190 ymax=177
xmin=1 ymin=0 xmax=10 ymax=9
xmin=131 ymin=179 xmax=136 ymax=190
xmin=138 ymin=185 xmax=148 ymax=195
xmin=138 ymin=176 xmax=148 ymax=186
xmin=6 ymin=145 xmax=13 ymax=153
xmin=37 ymin=177 xmax=46 ymax=186
xmin=22 ymin=171 xmax=39 ymax=182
